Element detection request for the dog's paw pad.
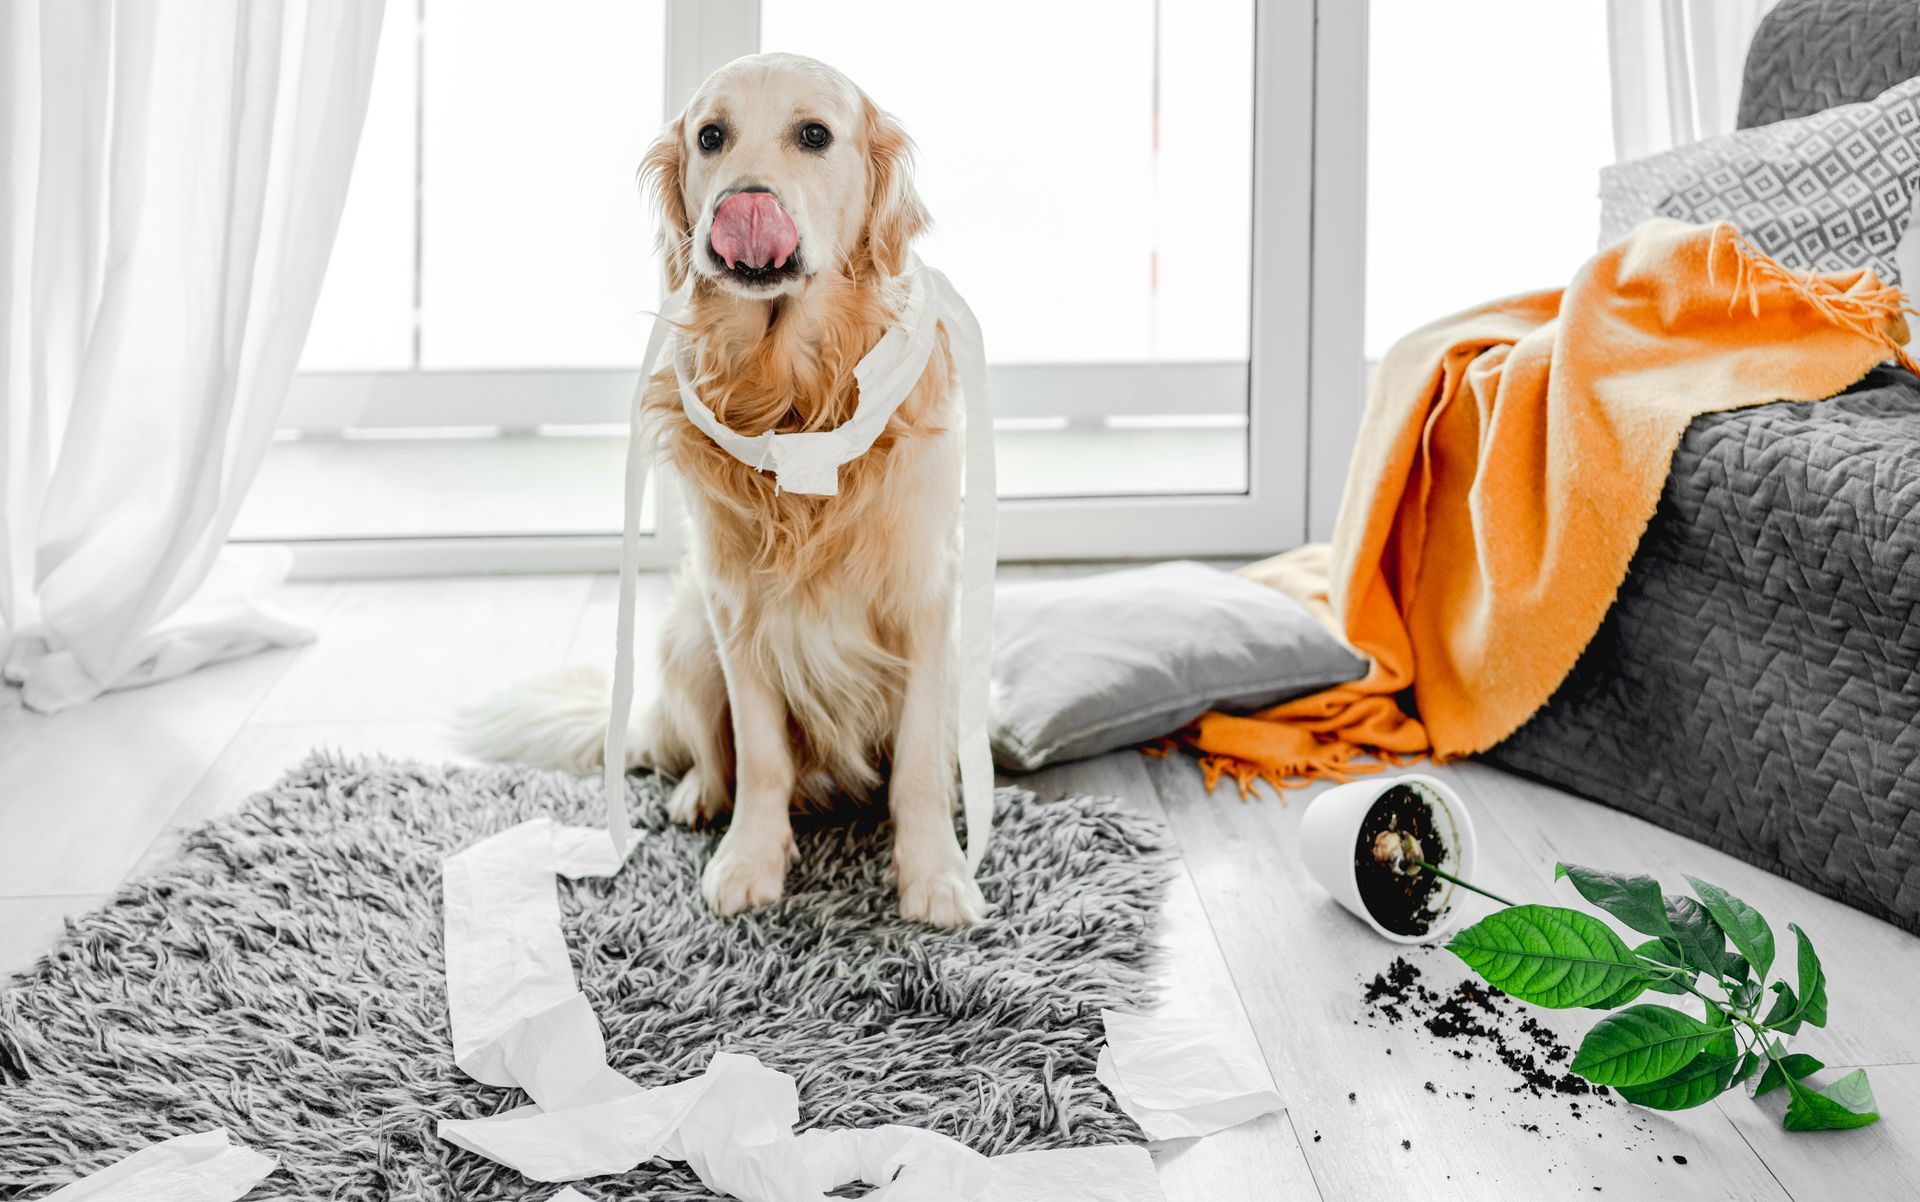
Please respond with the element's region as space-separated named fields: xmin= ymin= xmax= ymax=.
xmin=898 ymin=864 xmax=986 ymax=928
xmin=701 ymin=833 xmax=788 ymax=916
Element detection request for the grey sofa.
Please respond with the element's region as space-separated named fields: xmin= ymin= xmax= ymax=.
xmin=1484 ymin=0 xmax=1920 ymax=932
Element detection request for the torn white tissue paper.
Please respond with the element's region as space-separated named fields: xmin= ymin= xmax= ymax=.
xmin=1096 ymin=1009 xmax=1283 ymax=1141
xmin=437 ymin=1076 xmax=706 ymax=1182
xmin=445 ymin=1038 xmax=1168 ymax=1199
xmin=442 ymin=817 xmax=635 ymax=1092
xmin=437 ymin=820 xmax=1169 ymax=1200
xmin=992 ymin=1145 xmax=1167 ymax=1202
xmin=662 ymin=1052 xmax=824 ymax=1200
xmin=796 ymin=1117 xmax=1165 ymax=1202
xmin=548 ymin=819 xmax=643 ymax=878
xmin=546 ymin=1190 xmax=592 ymax=1202
xmin=796 ymin=1123 xmax=991 ymax=1200
xmin=41 ymin=1128 xmax=274 ymax=1202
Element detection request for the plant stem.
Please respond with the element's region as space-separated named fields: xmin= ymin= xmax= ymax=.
xmin=1409 ymin=859 xmax=1520 ymax=909
xmin=1648 ymin=965 xmax=1780 ymax=1039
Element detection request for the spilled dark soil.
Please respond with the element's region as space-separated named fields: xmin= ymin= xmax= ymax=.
xmin=1350 ymin=952 xmax=1699 ymax=1183
xmin=1363 ymin=954 xmax=1605 ymax=1098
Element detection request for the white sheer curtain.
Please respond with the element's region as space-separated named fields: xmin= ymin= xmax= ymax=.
xmin=1 ymin=0 xmax=383 ymax=713
xmin=1607 ymin=0 xmax=1779 ymax=160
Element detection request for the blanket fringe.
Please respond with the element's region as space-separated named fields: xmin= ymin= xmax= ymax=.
xmin=1721 ymin=226 xmax=1920 ymax=376
xmin=1147 ymin=737 xmax=1422 ymax=800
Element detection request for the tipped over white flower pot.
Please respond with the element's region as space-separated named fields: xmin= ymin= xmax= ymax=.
xmin=1299 ymin=773 xmax=1478 ymax=944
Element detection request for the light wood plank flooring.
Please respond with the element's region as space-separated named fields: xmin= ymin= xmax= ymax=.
xmin=2 ymin=571 xmax=1915 ymax=1200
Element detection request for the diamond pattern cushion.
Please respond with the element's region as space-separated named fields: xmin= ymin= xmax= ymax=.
xmin=1600 ymin=76 xmax=1920 ymax=284
xmin=1486 ymin=367 xmax=1920 ymax=932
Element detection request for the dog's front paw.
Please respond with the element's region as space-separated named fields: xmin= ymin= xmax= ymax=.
xmin=667 ymin=767 xmax=730 ymax=828
xmin=701 ymin=826 xmax=790 ymax=916
xmin=896 ymin=847 xmax=986 ymax=928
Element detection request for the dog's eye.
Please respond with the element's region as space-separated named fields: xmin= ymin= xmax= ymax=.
xmin=798 ymin=122 xmax=832 ymax=151
xmin=697 ymin=124 xmax=725 ymax=154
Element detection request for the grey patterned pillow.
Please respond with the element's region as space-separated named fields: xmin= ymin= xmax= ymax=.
xmin=989 ymin=561 xmax=1367 ymax=771
xmin=1600 ymin=75 xmax=1920 ymax=284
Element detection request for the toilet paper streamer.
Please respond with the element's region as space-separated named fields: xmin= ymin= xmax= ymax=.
xmin=437 ymin=819 xmax=1166 ymax=1199
xmin=1095 ymin=1009 xmax=1284 ymax=1142
xmin=38 ymin=1129 xmax=274 ymax=1201
xmin=602 ymin=261 xmax=996 ymax=871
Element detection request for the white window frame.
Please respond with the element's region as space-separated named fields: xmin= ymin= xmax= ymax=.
xmin=272 ymin=0 xmax=1329 ymax=576
xmin=1307 ymin=0 xmax=1369 ymax=543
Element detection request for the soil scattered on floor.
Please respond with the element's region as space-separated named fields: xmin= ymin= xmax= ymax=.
xmin=1363 ymin=955 xmax=1604 ymax=1099
xmin=1352 ymin=951 xmax=1705 ymax=1176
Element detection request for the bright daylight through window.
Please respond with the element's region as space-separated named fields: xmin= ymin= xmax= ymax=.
xmin=1365 ymin=0 xmax=1615 ymax=361
xmin=236 ymin=0 xmax=1256 ymax=548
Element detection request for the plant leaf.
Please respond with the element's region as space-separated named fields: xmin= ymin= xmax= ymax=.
xmin=1754 ymin=1052 xmax=1823 ymax=1098
xmin=1731 ymin=979 xmax=1761 ymax=1011
xmin=1730 ymin=1051 xmax=1762 ymax=1088
xmin=1788 ymin=923 xmax=1829 ymax=1028
xmin=1556 ymin=863 xmax=1674 ymax=937
xmin=1632 ymin=939 xmax=1690 ymax=995
xmin=1663 ymin=895 xmax=1728 ymax=975
xmin=1570 ymin=1004 xmax=1728 ymax=1087
xmin=1616 ymin=1047 xmax=1739 ymax=1110
xmin=1586 ymin=977 xmax=1648 ymax=1010
xmin=1763 ymin=983 xmax=1802 ymax=1034
xmin=1723 ymin=952 xmax=1750 ymax=984
xmin=1685 ymin=875 xmax=1776 ymax=981
xmin=1446 ymin=905 xmax=1649 ymax=1009
xmin=1783 ymin=1068 xmax=1880 ymax=1131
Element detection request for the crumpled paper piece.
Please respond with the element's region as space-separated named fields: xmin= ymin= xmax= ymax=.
xmin=1095 ymin=1009 xmax=1283 ymax=1141
xmin=39 ymin=1129 xmax=274 ymax=1201
xmin=992 ymin=1145 xmax=1164 ymax=1202
xmin=437 ymin=820 xmax=1166 ymax=1200
xmin=445 ymin=1014 xmax=1165 ymax=1199
xmin=441 ymin=817 xmax=637 ymax=1096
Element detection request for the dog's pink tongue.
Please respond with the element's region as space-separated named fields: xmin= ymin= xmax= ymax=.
xmin=710 ymin=192 xmax=799 ymax=269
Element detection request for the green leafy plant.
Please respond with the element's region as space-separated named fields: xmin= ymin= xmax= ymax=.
xmin=1438 ymin=862 xmax=1877 ymax=1131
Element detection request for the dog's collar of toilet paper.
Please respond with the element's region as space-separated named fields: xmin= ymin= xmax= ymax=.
xmin=663 ymin=264 xmax=939 ymax=496
xmin=600 ymin=259 xmax=999 ymax=878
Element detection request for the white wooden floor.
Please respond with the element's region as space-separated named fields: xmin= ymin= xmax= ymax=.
xmin=3 ymin=571 xmax=1917 ymax=1200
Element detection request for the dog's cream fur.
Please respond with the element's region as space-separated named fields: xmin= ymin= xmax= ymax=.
xmin=461 ymin=54 xmax=983 ymax=927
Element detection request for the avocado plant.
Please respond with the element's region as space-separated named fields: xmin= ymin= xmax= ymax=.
xmin=1436 ymin=862 xmax=1877 ymax=1131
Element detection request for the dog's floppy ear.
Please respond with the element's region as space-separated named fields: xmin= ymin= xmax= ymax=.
xmin=860 ymin=98 xmax=929 ymax=277
xmin=640 ymin=118 xmax=692 ymax=291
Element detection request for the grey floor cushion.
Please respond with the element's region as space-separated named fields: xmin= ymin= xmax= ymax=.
xmin=1487 ymin=366 xmax=1920 ymax=932
xmin=0 ymin=753 xmax=1175 ymax=1200
xmin=991 ymin=560 xmax=1367 ymax=771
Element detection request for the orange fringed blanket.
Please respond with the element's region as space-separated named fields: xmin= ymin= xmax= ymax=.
xmin=1192 ymin=219 xmax=1916 ymax=795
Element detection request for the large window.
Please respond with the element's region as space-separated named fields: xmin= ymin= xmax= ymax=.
xmin=237 ymin=0 xmax=1295 ymax=569
xmin=1365 ymin=0 xmax=1615 ymax=359
xmin=301 ymin=1 xmax=667 ymax=373
xmin=1294 ymin=0 xmax=1620 ymax=539
xmin=762 ymin=1 xmax=1255 ymax=500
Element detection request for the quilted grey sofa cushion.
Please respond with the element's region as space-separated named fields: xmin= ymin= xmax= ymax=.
xmin=1738 ymin=0 xmax=1920 ymax=128
xmin=1486 ymin=367 xmax=1920 ymax=932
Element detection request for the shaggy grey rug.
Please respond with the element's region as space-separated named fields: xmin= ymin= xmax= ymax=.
xmin=0 ymin=753 xmax=1173 ymax=1200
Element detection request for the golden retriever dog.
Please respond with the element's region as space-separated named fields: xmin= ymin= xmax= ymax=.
xmin=462 ymin=53 xmax=983 ymax=927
